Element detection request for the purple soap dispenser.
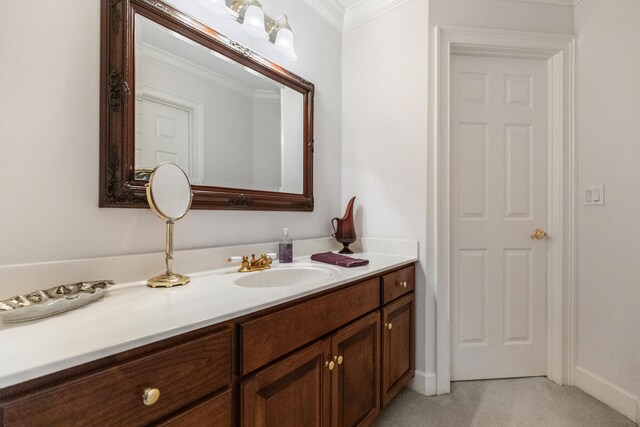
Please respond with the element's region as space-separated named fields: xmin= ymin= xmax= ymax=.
xmin=279 ymin=228 xmax=293 ymax=263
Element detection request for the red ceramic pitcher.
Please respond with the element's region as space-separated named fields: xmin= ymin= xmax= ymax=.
xmin=331 ymin=196 xmax=357 ymax=254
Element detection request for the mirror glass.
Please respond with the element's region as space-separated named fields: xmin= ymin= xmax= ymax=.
xmin=147 ymin=163 xmax=193 ymax=221
xmin=134 ymin=14 xmax=304 ymax=194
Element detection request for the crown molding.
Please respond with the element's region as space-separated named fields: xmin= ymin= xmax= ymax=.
xmin=304 ymin=0 xmax=581 ymax=33
xmin=302 ymin=0 xmax=345 ymax=31
xmin=501 ymin=0 xmax=582 ymax=6
xmin=343 ymin=0 xmax=413 ymax=31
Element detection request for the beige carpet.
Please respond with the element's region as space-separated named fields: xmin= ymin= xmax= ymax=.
xmin=375 ymin=377 xmax=634 ymax=427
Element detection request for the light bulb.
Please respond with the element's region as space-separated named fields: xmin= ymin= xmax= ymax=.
xmin=242 ymin=4 xmax=268 ymax=40
xmin=274 ymin=27 xmax=297 ymax=61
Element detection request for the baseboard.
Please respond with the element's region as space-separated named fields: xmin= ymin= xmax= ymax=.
xmin=574 ymin=366 xmax=638 ymax=422
xmin=408 ymin=371 xmax=437 ymax=396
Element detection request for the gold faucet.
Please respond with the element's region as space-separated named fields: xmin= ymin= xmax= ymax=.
xmin=228 ymin=253 xmax=274 ymax=272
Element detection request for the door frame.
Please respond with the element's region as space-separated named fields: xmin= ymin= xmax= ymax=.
xmin=433 ymin=26 xmax=576 ymax=394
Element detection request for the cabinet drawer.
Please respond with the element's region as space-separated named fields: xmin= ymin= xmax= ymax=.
xmin=2 ymin=328 xmax=232 ymax=427
xmin=241 ymin=279 xmax=380 ymax=375
xmin=382 ymin=264 xmax=415 ymax=304
xmin=156 ymin=388 xmax=233 ymax=427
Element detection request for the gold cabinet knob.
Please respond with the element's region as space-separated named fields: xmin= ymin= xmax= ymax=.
xmin=337 ymin=355 xmax=344 ymax=365
xmin=385 ymin=322 xmax=393 ymax=330
xmin=142 ymin=388 xmax=160 ymax=406
xmin=325 ymin=360 xmax=335 ymax=371
xmin=396 ymin=281 xmax=407 ymax=288
xmin=531 ymin=228 xmax=548 ymax=240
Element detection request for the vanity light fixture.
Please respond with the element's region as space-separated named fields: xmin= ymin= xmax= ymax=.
xmin=227 ymin=0 xmax=298 ymax=61
xmin=268 ymin=15 xmax=297 ymax=62
xmin=230 ymin=0 xmax=269 ymax=40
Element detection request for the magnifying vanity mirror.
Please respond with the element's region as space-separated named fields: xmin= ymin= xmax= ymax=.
xmin=100 ymin=0 xmax=314 ymax=211
xmin=146 ymin=163 xmax=193 ymax=288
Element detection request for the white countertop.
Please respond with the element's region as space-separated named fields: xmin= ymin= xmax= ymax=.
xmin=0 ymin=251 xmax=416 ymax=389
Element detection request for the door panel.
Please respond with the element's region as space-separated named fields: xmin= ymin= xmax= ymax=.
xmin=381 ymin=294 xmax=415 ymax=406
xmin=331 ymin=312 xmax=380 ymax=427
xmin=241 ymin=339 xmax=331 ymax=427
xmin=136 ymin=97 xmax=191 ymax=173
xmin=451 ymin=54 xmax=548 ymax=381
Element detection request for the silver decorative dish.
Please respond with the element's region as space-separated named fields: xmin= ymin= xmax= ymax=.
xmin=0 ymin=280 xmax=114 ymax=323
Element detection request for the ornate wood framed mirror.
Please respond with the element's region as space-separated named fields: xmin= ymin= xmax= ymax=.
xmin=100 ymin=0 xmax=314 ymax=211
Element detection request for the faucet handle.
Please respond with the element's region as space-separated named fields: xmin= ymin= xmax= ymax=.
xmin=227 ymin=255 xmax=249 ymax=263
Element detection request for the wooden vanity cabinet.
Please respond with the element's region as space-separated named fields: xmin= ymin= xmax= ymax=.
xmin=155 ymin=388 xmax=234 ymax=427
xmin=0 ymin=325 xmax=235 ymax=427
xmin=0 ymin=262 xmax=415 ymax=426
xmin=241 ymin=339 xmax=332 ymax=427
xmin=241 ymin=312 xmax=380 ymax=427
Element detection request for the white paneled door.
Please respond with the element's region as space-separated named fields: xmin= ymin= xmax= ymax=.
xmin=136 ymin=97 xmax=191 ymax=173
xmin=451 ymin=54 xmax=548 ymax=381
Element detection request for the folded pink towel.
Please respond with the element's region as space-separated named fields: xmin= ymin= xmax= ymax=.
xmin=310 ymin=252 xmax=369 ymax=268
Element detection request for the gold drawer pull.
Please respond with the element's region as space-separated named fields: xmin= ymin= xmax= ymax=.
xmin=385 ymin=322 xmax=393 ymax=330
xmin=143 ymin=388 xmax=160 ymax=406
xmin=396 ymin=281 xmax=408 ymax=288
xmin=337 ymin=355 xmax=344 ymax=365
xmin=325 ymin=360 xmax=335 ymax=371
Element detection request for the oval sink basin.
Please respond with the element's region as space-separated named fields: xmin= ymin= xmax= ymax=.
xmin=233 ymin=265 xmax=339 ymax=288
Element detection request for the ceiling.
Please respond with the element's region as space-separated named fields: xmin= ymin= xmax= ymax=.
xmin=303 ymin=0 xmax=580 ymax=32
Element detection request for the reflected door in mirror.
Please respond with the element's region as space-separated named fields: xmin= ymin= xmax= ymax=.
xmin=134 ymin=14 xmax=304 ymax=194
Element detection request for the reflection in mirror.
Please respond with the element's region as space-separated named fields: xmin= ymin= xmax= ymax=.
xmin=134 ymin=14 xmax=304 ymax=194
xmin=147 ymin=162 xmax=193 ymax=221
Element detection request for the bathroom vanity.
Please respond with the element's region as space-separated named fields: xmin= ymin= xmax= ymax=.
xmin=0 ymin=256 xmax=415 ymax=426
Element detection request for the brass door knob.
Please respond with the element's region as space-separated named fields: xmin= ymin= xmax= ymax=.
xmin=531 ymin=228 xmax=548 ymax=240
xmin=325 ymin=360 xmax=335 ymax=371
xmin=337 ymin=355 xmax=344 ymax=365
xmin=142 ymin=388 xmax=160 ymax=406
xmin=385 ymin=323 xmax=393 ymax=330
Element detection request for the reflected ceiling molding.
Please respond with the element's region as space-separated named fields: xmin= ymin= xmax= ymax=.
xmin=304 ymin=0 xmax=415 ymax=32
xmin=343 ymin=0 xmax=413 ymax=32
xmin=140 ymin=43 xmax=254 ymax=99
xmin=302 ymin=0 xmax=344 ymax=30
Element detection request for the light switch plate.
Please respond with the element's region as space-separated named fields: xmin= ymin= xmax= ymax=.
xmin=584 ymin=185 xmax=604 ymax=206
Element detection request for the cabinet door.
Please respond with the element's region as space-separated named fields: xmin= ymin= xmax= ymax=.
xmin=331 ymin=311 xmax=380 ymax=427
xmin=242 ymin=339 xmax=331 ymax=427
xmin=381 ymin=293 xmax=415 ymax=407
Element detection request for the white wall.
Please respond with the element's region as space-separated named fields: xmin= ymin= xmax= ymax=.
xmin=342 ymin=0 xmax=431 ymax=392
xmin=574 ymin=0 xmax=640 ymax=407
xmin=0 ymin=0 xmax=341 ymax=268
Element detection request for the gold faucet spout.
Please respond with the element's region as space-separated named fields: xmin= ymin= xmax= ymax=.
xmin=230 ymin=253 xmax=273 ymax=272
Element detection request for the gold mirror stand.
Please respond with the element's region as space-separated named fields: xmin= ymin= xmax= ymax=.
xmin=147 ymin=220 xmax=190 ymax=288
xmin=145 ymin=163 xmax=193 ymax=288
